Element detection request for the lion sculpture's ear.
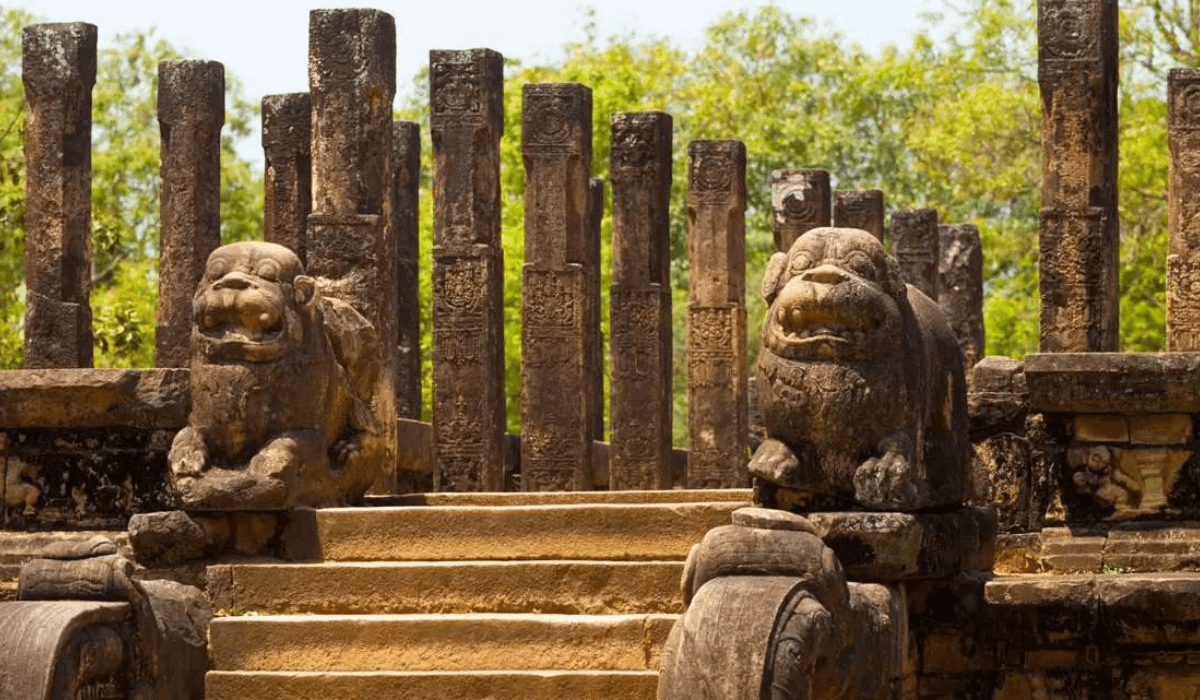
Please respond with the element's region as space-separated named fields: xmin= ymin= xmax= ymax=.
xmin=293 ymin=275 xmax=317 ymax=308
xmin=762 ymin=252 xmax=789 ymax=305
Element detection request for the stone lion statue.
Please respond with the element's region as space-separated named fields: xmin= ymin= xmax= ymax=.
xmin=750 ymin=227 xmax=969 ymax=511
xmin=169 ymin=241 xmax=380 ymax=510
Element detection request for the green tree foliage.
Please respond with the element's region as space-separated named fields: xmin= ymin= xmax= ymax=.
xmin=0 ymin=6 xmax=262 ymax=368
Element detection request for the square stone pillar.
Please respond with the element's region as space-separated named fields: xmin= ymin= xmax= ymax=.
xmin=429 ymin=49 xmax=507 ymax=491
xmin=938 ymin=223 xmax=985 ymax=389
xmin=770 ymin=169 xmax=830 ymax=253
xmin=609 ymin=112 xmax=673 ymax=490
xmin=307 ymin=9 xmax=398 ymax=488
xmin=890 ymin=207 xmax=939 ymax=300
xmin=1168 ymin=69 xmax=1200 ymax=350
xmin=21 ymin=23 xmax=96 ymax=368
xmin=262 ymin=92 xmax=312 ymax=263
xmin=520 ymin=83 xmax=597 ymax=491
xmin=1038 ymin=0 xmax=1119 ymax=352
xmin=686 ymin=140 xmax=748 ymax=488
xmin=834 ymin=189 xmax=885 ymax=242
xmin=392 ymin=121 xmax=422 ymax=420
xmin=156 ymin=60 xmax=224 ymax=368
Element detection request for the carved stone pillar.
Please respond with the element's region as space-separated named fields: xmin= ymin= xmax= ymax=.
xmin=429 ymin=49 xmax=507 ymax=491
xmin=890 ymin=208 xmax=939 ymax=300
xmin=609 ymin=112 xmax=673 ymax=490
xmin=1168 ymin=69 xmax=1200 ymax=351
xmin=1038 ymin=0 xmax=1119 ymax=352
xmin=769 ymin=169 xmax=830 ymax=253
xmin=686 ymin=140 xmax=748 ymax=488
xmin=834 ymin=189 xmax=886 ymax=242
xmin=520 ymin=83 xmax=596 ymax=491
xmin=21 ymin=23 xmax=96 ymax=368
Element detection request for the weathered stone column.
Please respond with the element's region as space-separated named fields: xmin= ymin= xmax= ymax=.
xmin=609 ymin=112 xmax=673 ymax=490
xmin=890 ymin=208 xmax=939 ymax=300
xmin=834 ymin=189 xmax=885 ymax=242
xmin=938 ymin=223 xmax=985 ymax=388
xmin=307 ymin=9 xmax=397 ymax=487
xmin=1168 ymin=69 xmax=1200 ymax=350
xmin=156 ymin=60 xmax=224 ymax=368
xmin=430 ymin=49 xmax=507 ymax=492
xmin=1038 ymin=0 xmax=1119 ymax=352
xmin=770 ymin=169 xmax=830 ymax=253
xmin=588 ymin=176 xmax=605 ymax=441
xmin=21 ymin=23 xmax=96 ymax=368
xmin=262 ymin=93 xmax=311 ymax=262
xmin=686 ymin=140 xmax=748 ymax=488
xmin=520 ymin=83 xmax=596 ymax=491
xmin=392 ymin=121 xmax=422 ymax=420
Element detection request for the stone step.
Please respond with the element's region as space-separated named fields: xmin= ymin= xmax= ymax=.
xmin=286 ymin=500 xmax=747 ymax=561
xmin=206 ymin=560 xmax=685 ymax=615
xmin=206 ymin=670 xmax=658 ymax=700
xmin=368 ymin=488 xmax=752 ymax=507
xmin=209 ymin=613 xmax=678 ymax=673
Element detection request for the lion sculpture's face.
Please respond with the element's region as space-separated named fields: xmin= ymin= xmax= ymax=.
xmin=192 ymin=241 xmax=316 ymax=363
xmin=761 ymin=227 xmax=905 ymax=365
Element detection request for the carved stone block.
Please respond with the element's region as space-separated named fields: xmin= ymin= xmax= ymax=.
xmin=890 ymin=208 xmax=939 ymax=300
xmin=937 ymin=223 xmax=984 ymax=386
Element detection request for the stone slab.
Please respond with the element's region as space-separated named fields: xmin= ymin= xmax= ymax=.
xmin=206 ymin=560 xmax=684 ymax=615
xmin=988 ymin=573 xmax=1200 ymax=648
xmin=206 ymin=670 xmax=658 ymax=700
xmin=805 ymin=507 xmax=996 ymax=581
xmin=1025 ymin=352 xmax=1200 ymax=413
xmin=209 ymin=613 xmax=677 ymax=672
xmin=0 ymin=369 xmax=188 ymax=428
xmin=289 ymin=501 xmax=744 ymax=561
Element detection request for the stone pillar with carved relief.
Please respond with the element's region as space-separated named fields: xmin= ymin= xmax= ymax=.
xmin=891 ymin=208 xmax=939 ymax=300
xmin=307 ymin=9 xmax=398 ymax=489
xmin=1037 ymin=0 xmax=1119 ymax=352
xmin=609 ymin=112 xmax=673 ymax=490
xmin=22 ymin=23 xmax=96 ymax=368
xmin=392 ymin=121 xmax=422 ymax=421
xmin=834 ymin=189 xmax=886 ymax=242
xmin=770 ymin=169 xmax=830 ymax=253
xmin=520 ymin=83 xmax=596 ymax=491
xmin=686 ymin=141 xmax=749 ymax=488
xmin=1168 ymin=69 xmax=1200 ymax=350
xmin=429 ymin=49 xmax=507 ymax=491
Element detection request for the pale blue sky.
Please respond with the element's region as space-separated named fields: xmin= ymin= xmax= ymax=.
xmin=19 ymin=0 xmax=947 ymax=163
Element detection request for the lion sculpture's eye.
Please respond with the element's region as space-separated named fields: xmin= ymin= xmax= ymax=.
xmin=206 ymin=258 xmax=229 ymax=280
xmin=255 ymin=259 xmax=281 ymax=282
xmin=788 ymin=252 xmax=814 ymax=276
xmin=843 ymin=250 xmax=876 ymax=281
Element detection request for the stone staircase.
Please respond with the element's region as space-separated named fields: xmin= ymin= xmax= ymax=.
xmin=204 ymin=490 xmax=752 ymax=700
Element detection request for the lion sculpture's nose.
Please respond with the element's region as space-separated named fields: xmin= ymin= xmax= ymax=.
xmin=798 ymin=264 xmax=848 ymax=285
